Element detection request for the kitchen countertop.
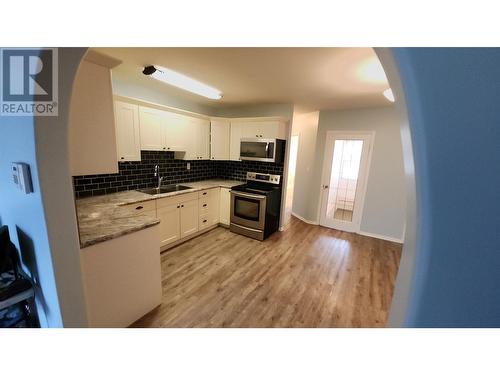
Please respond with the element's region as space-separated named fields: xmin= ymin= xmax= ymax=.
xmin=76 ymin=179 xmax=243 ymax=249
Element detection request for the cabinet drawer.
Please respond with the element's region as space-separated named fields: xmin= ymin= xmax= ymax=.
xmin=121 ymin=200 xmax=156 ymax=215
xmin=198 ymin=188 xmax=218 ymax=199
xmin=199 ymin=214 xmax=210 ymax=229
xmin=199 ymin=198 xmax=210 ymax=211
xmin=156 ymin=192 xmax=198 ymax=209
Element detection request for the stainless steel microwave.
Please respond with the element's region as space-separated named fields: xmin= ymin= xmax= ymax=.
xmin=239 ymin=138 xmax=286 ymax=163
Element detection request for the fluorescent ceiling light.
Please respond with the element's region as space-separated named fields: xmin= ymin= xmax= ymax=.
xmin=383 ymin=88 xmax=395 ymax=102
xmin=143 ymin=65 xmax=222 ymax=100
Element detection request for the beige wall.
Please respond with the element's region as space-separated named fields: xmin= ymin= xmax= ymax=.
xmin=309 ymin=106 xmax=406 ymax=241
xmin=290 ymin=110 xmax=320 ymax=222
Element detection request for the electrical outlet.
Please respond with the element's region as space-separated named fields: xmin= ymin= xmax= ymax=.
xmin=186 ymin=162 xmax=191 ymax=171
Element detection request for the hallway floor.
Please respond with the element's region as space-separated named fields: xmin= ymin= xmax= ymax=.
xmin=132 ymin=217 xmax=402 ymax=328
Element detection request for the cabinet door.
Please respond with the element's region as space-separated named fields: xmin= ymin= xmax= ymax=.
xmin=180 ymin=199 xmax=199 ymax=238
xmin=195 ymin=118 xmax=210 ymax=160
xmin=209 ymin=189 xmax=220 ymax=226
xmin=114 ymin=101 xmax=141 ymax=161
xmin=240 ymin=121 xmax=261 ymax=138
xmin=178 ymin=117 xmax=198 ymax=160
xmin=139 ymin=106 xmax=165 ymax=151
xmin=157 ymin=203 xmax=180 ymax=247
xmin=258 ymin=120 xmax=287 ymax=139
xmin=164 ymin=111 xmax=189 ymax=152
xmin=229 ymin=122 xmax=243 ymax=161
xmin=180 ymin=117 xmax=210 ymax=160
xmin=69 ymin=60 xmax=118 ymax=175
xmin=210 ymin=120 xmax=230 ymax=160
xmin=219 ymin=187 xmax=231 ymax=226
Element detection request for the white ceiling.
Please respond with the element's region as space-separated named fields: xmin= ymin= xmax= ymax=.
xmin=94 ymin=47 xmax=391 ymax=111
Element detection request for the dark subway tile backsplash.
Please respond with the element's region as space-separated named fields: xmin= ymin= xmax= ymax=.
xmin=215 ymin=160 xmax=284 ymax=182
xmin=73 ymin=150 xmax=284 ymax=198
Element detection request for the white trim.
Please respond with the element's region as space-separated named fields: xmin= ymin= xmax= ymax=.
xmin=357 ymin=230 xmax=404 ymax=244
xmin=291 ymin=212 xmax=319 ymax=225
xmin=292 ymin=212 xmax=403 ymax=244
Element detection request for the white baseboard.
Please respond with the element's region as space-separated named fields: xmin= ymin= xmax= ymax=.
xmin=291 ymin=212 xmax=319 ymax=225
xmin=357 ymin=230 xmax=404 ymax=244
xmin=292 ymin=212 xmax=403 ymax=244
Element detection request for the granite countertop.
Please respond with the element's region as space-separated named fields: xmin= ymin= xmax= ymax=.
xmin=76 ymin=179 xmax=243 ymax=249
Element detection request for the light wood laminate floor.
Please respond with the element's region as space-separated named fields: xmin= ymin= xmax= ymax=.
xmin=132 ymin=217 xmax=402 ymax=328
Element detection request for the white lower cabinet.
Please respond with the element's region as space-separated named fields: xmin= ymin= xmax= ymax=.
xmin=154 ymin=187 xmax=232 ymax=250
xmin=157 ymin=202 xmax=181 ymax=247
xmin=199 ymin=188 xmax=220 ymax=230
xmin=219 ymin=187 xmax=231 ymax=226
xmin=156 ymin=192 xmax=199 ymax=249
xmin=180 ymin=199 xmax=199 ymax=238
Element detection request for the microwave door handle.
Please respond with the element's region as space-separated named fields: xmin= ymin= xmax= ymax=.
xmin=265 ymin=142 xmax=269 ymax=154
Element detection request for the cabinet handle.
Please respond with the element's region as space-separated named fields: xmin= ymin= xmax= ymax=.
xmin=202 ymin=192 xmax=207 ymax=195
xmin=177 ymin=205 xmax=180 ymax=208
xmin=203 ymin=219 xmax=207 ymax=223
xmin=203 ymin=203 xmax=207 ymax=207
xmin=181 ymin=204 xmax=184 ymax=208
xmin=135 ymin=206 xmax=143 ymax=210
xmin=120 ymin=157 xmax=125 ymax=160
xmin=167 ymin=147 xmax=170 ymax=150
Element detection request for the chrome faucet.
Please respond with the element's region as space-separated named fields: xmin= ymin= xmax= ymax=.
xmin=154 ymin=164 xmax=164 ymax=190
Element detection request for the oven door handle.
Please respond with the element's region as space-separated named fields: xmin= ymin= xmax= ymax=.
xmin=231 ymin=191 xmax=266 ymax=200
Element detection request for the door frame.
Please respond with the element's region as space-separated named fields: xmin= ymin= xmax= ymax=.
xmin=319 ymin=130 xmax=375 ymax=232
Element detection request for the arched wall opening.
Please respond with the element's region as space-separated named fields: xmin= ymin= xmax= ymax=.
xmin=38 ymin=47 xmax=500 ymax=327
xmin=33 ymin=48 xmax=89 ymax=327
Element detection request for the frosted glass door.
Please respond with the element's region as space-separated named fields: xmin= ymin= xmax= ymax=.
xmin=327 ymin=140 xmax=363 ymax=222
xmin=320 ymin=132 xmax=373 ymax=232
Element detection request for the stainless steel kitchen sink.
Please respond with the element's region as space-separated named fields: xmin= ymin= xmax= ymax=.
xmin=138 ymin=185 xmax=192 ymax=195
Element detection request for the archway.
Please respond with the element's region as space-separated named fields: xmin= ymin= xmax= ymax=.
xmin=37 ymin=47 xmax=418 ymax=327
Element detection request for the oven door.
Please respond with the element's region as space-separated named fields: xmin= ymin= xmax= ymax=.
xmin=230 ymin=190 xmax=267 ymax=230
xmin=240 ymin=139 xmax=276 ymax=162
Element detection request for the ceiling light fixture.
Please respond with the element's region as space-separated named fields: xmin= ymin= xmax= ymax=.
xmin=142 ymin=65 xmax=222 ymax=100
xmin=383 ymin=88 xmax=395 ymax=103
xmin=356 ymin=56 xmax=388 ymax=85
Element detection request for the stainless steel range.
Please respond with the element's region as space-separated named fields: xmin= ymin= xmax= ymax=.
xmin=230 ymin=172 xmax=282 ymax=241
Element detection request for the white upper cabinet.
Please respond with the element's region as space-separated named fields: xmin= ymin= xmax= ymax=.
xmin=229 ymin=121 xmax=243 ymax=161
xmin=164 ymin=111 xmax=189 ymax=151
xmin=179 ymin=117 xmax=210 ymax=160
xmin=195 ymin=118 xmax=211 ymax=160
xmin=240 ymin=120 xmax=287 ymax=139
xmin=69 ymin=58 xmax=119 ymax=176
xmin=139 ymin=106 xmax=165 ymax=151
xmin=138 ymin=105 xmax=211 ymax=159
xmin=114 ymin=101 xmax=141 ymax=162
xmin=210 ymin=120 xmax=230 ymax=160
xmin=119 ymin=98 xmax=287 ymax=162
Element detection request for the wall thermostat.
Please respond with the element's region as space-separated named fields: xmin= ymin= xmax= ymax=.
xmin=11 ymin=162 xmax=33 ymax=194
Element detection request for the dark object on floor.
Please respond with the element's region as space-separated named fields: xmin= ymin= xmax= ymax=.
xmin=0 ymin=226 xmax=39 ymax=328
